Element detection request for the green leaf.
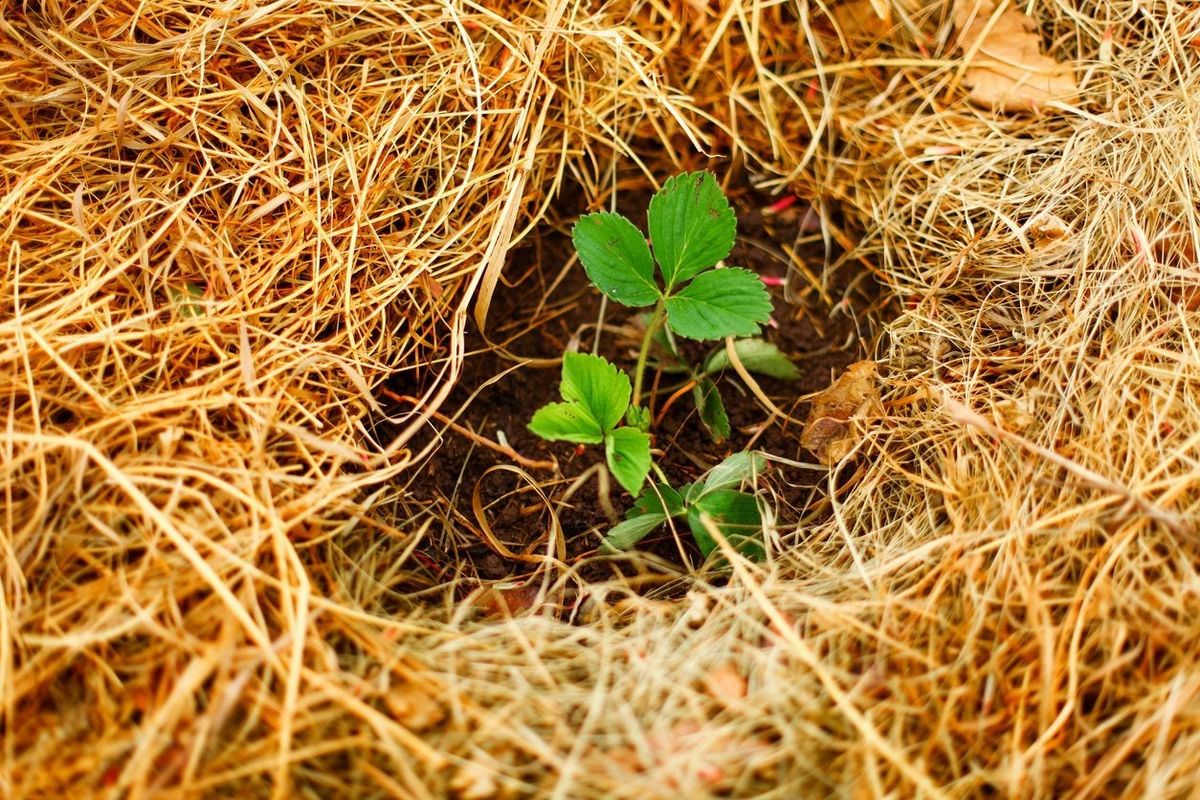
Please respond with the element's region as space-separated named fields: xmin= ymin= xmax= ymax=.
xmin=693 ymin=378 xmax=730 ymax=442
xmin=605 ymin=427 xmax=652 ymax=495
xmin=700 ymin=451 xmax=767 ymax=495
xmin=664 ymin=268 xmax=772 ymax=341
xmin=560 ymin=352 xmax=630 ymax=434
xmin=528 ymin=402 xmax=603 ymax=444
xmin=601 ymin=513 xmax=666 ymax=552
xmin=703 ymin=338 xmax=801 ymax=381
xmin=601 ymin=483 xmax=684 ymax=551
xmin=572 ymin=213 xmax=660 ymax=307
xmin=629 ymin=483 xmax=685 ymax=519
xmin=686 ymin=490 xmax=764 ymax=560
xmin=647 ymin=172 xmax=737 ymax=288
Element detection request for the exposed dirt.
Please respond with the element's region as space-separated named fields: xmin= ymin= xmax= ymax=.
xmin=380 ymin=180 xmax=879 ymax=588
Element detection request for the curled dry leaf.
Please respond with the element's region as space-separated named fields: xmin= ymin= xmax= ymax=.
xmin=801 ymin=361 xmax=881 ymax=465
xmin=954 ymin=0 xmax=1078 ymax=112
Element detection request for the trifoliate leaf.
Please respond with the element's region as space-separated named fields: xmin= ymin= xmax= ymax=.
xmin=703 ymin=338 xmax=800 ymax=380
xmin=664 ymin=268 xmax=772 ymax=341
xmin=700 ymin=451 xmax=767 ymax=495
xmin=687 ymin=490 xmax=764 ymax=560
xmin=572 ymin=212 xmax=660 ymax=307
xmin=560 ymin=352 xmax=630 ymax=434
xmin=528 ymin=402 xmax=603 ymax=444
xmin=601 ymin=513 xmax=666 ymax=552
xmin=693 ymin=378 xmax=730 ymax=442
xmin=647 ymin=171 xmax=737 ymax=288
xmin=605 ymin=426 xmax=652 ymax=495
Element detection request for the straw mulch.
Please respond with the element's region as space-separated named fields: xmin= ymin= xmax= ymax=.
xmin=3 ymin=0 xmax=1200 ymax=797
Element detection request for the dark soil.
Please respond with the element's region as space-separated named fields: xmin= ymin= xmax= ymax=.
xmin=378 ymin=179 xmax=878 ymax=590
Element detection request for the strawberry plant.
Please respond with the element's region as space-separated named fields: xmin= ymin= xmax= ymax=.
xmin=528 ymin=172 xmax=789 ymax=558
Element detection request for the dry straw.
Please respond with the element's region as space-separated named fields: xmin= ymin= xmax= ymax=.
xmin=3 ymin=0 xmax=1200 ymax=797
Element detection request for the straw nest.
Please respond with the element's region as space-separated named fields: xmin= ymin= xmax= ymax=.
xmin=3 ymin=0 xmax=1200 ymax=797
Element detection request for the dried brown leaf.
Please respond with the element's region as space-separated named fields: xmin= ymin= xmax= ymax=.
xmin=954 ymin=0 xmax=1077 ymax=112
xmin=801 ymin=361 xmax=881 ymax=465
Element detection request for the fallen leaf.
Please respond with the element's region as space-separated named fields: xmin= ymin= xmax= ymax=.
xmin=954 ymin=0 xmax=1077 ymax=112
xmin=649 ymin=722 xmax=729 ymax=791
xmin=655 ymin=721 xmax=776 ymax=790
xmin=1144 ymin=225 xmax=1200 ymax=309
xmin=602 ymin=745 xmax=642 ymax=773
xmin=801 ymin=361 xmax=881 ymax=465
xmin=476 ymin=581 xmax=542 ymax=618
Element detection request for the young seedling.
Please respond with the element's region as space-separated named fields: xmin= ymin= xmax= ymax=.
xmin=571 ymin=171 xmax=773 ymax=423
xmin=529 ymin=172 xmax=786 ymax=509
xmin=528 ymin=352 xmax=652 ymax=495
xmin=601 ymin=451 xmax=768 ymax=561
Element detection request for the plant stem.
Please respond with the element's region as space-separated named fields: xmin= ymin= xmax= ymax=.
xmin=632 ymin=302 xmax=666 ymax=408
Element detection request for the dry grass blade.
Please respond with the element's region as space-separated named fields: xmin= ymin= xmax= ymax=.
xmin=4 ymin=0 xmax=1200 ymax=797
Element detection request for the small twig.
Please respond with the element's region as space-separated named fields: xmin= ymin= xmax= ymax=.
xmin=722 ymin=338 xmax=805 ymax=426
xmin=381 ymin=388 xmax=557 ymax=471
xmin=654 ymin=379 xmax=697 ymax=426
